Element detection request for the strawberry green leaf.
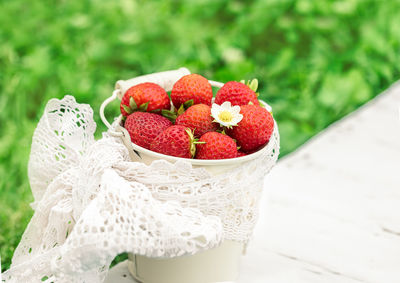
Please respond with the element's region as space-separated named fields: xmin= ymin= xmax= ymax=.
xmin=122 ymin=104 xmax=133 ymax=114
xmin=161 ymin=109 xmax=177 ymax=122
xmin=129 ymin=97 xmax=138 ymax=110
xmin=185 ymin=128 xmax=198 ymax=158
xmin=161 ymin=109 xmax=176 ymax=117
xmin=177 ymin=104 xmax=186 ymax=115
xmin=183 ymin=99 xmax=194 ymax=108
xmin=139 ymin=102 xmax=149 ymax=111
xmin=248 ymin=79 xmax=258 ymax=92
xmin=216 ymin=128 xmax=224 ymax=134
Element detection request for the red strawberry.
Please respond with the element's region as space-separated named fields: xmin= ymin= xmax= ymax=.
xmin=124 ymin=112 xmax=172 ymax=149
xmin=228 ymin=104 xmax=274 ymax=152
xmin=150 ymin=125 xmax=197 ymax=158
xmin=236 ymin=151 xmax=247 ymax=157
xmin=175 ymin=104 xmax=219 ymax=137
xmin=196 ymin=132 xmax=237 ymax=160
xmin=215 ymin=80 xmax=259 ymax=106
xmin=171 ymin=74 xmax=213 ymax=109
xmin=120 ymin=82 xmax=170 ymax=117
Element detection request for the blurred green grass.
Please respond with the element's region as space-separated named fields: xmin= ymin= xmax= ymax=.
xmin=1 ymin=0 xmax=400 ymax=270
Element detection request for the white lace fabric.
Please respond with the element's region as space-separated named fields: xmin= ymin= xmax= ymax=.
xmin=2 ymin=95 xmax=279 ymax=283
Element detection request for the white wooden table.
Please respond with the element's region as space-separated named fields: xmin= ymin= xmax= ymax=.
xmin=106 ymin=83 xmax=400 ymax=283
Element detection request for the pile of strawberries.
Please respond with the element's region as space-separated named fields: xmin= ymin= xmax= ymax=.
xmin=120 ymin=74 xmax=274 ymax=160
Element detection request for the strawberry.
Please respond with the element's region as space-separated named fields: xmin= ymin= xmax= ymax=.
xmin=175 ymin=104 xmax=219 ymax=137
xmin=171 ymin=74 xmax=213 ymax=109
xmin=120 ymin=82 xmax=170 ymax=117
xmin=124 ymin=112 xmax=172 ymax=149
xmin=236 ymin=151 xmax=247 ymax=157
xmin=228 ymin=104 xmax=274 ymax=152
xmin=196 ymin=132 xmax=237 ymax=159
xmin=150 ymin=125 xmax=198 ymax=158
xmin=215 ymin=80 xmax=259 ymax=106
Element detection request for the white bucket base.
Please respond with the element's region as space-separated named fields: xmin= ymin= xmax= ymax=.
xmin=127 ymin=241 xmax=244 ymax=283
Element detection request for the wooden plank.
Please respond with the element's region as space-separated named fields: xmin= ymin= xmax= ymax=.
xmin=239 ymin=82 xmax=400 ymax=283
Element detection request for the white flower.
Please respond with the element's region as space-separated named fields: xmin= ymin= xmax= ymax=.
xmin=211 ymin=101 xmax=243 ymax=128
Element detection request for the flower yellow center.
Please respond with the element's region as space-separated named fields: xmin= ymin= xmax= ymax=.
xmin=218 ymin=110 xmax=233 ymax=122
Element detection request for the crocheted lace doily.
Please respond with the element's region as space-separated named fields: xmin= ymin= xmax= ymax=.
xmin=2 ymin=95 xmax=279 ymax=282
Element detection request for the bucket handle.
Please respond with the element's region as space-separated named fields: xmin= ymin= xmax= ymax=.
xmin=101 ymin=68 xmax=190 ymax=133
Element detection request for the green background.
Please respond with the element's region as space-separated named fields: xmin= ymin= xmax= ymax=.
xmin=1 ymin=0 xmax=399 ymax=270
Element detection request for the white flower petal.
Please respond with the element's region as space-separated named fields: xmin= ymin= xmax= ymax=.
xmin=211 ymin=103 xmax=222 ymax=111
xmin=234 ymin=114 xmax=243 ymax=124
xmin=221 ymin=101 xmax=232 ymax=109
xmin=231 ymin=105 xmax=241 ymax=115
xmin=230 ymin=118 xmax=240 ymax=125
xmin=211 ymin=104 xmax=221 ymax=119
xmin=211 ymin=109 xmax=218 ymax=119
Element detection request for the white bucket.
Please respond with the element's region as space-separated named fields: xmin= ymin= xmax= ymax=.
xmin=127 ymin=241 xmax=243 ymax=283
xmin=122 ymin=117 xmax=275 ymax=283
xmin=100 ymin=68 xmax=277 ymax=283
